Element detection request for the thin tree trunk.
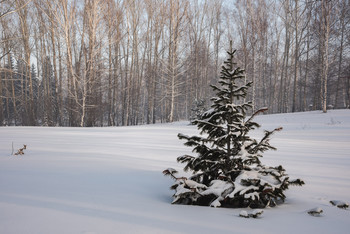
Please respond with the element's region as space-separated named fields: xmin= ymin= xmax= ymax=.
xmin=292 ymin=0 xmax=299 ymax=113
xmin=335 ymin=0 xmax=345 ymax=109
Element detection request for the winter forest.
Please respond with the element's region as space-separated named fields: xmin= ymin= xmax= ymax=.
xmin=0 ymin=0 xmax=349 ymax=127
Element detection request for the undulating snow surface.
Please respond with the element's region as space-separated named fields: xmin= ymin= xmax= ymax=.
xmin=0 ymin=110 xmax=349 ymax=234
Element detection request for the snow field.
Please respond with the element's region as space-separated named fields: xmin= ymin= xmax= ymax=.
xmin=0 ymin=110 xmax=349 ymax=234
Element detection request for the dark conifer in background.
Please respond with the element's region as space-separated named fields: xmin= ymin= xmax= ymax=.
xmin=189 ymin=98 xmax=207 ymax=125
xmin=164 ymin=42 xmax=304 ymax=208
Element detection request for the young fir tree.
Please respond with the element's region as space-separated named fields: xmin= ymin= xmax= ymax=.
xmin=164 ymin=45 xmax=304 ymax=208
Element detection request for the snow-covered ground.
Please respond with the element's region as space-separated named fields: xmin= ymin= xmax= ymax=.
xmin=0 ymin=110 xmax=349 ymax=234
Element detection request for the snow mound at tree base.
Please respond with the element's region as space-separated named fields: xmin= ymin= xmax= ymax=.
xmin=166 ymin=165 xmax=303 ymax=208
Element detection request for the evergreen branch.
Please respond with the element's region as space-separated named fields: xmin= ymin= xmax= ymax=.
xmin=289 ymin=179 xmax=305 ymax=186
xmin=248 ymin=127 xmax=282 ymax=154
xmin=177 ymin=154 xmax=195 ymax=163
xmin=245 ymin=107 xmax=269 ymax=124
xmin=196 ymin=119 xmax=223 ymax=130
xmin=162 ymin=168 xmax=179 ymax=180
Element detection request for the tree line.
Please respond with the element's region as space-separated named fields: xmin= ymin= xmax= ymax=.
xmin=0 ymin=0 xmax=349 ymax=127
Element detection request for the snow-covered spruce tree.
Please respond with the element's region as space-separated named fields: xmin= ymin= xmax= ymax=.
xmin=164 ymin=46 xmax=304 ymax=208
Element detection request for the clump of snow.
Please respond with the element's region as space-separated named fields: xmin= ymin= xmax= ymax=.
xmin=308 ymin=207 xmax=323 ymax=217
xmin=239 ymin=210 xmax=249 ymax=218
xmin=239 ymin=209 xmax=264 ymax=218
xmin=330 ymin=200 xmax=349 ymax=209
xmin=251 ymin=209 xmax=264 ymax=218
xmin=184 ymin=179 xmax=207 ymax=189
